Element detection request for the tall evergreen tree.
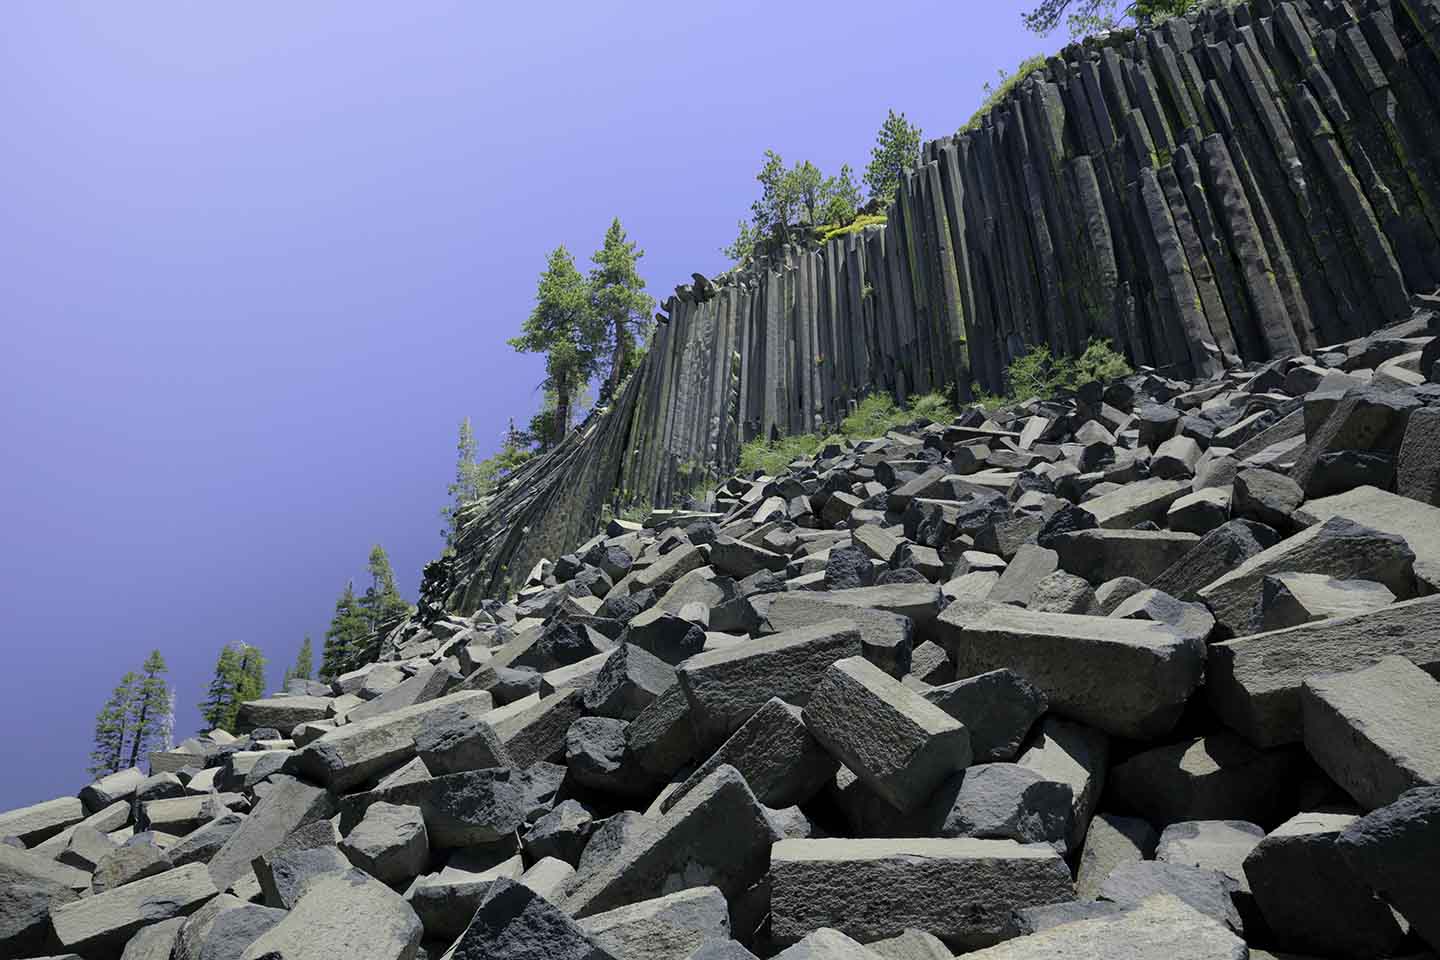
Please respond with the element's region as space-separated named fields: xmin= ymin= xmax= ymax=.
xmin=590 ymin=219 xmax=654 ymax=404
xmin=125 ymin=650 xmax=170 ymax=769
xmin=320 ymin=581 xmax=369 ymax=680
xmin=361 ymin=544 xmax=409 ymax=633
xmin=89 ymin=672 xmax=138 ymax=778
xmin=199 ymin=644 xmax=241 ymax=732
xmin=235 ymin=643 xmax=266 ymax=706
xmin=289 ymin=635 xmax=314 ymax=682
xmin=508 ymin=246 xmax=604 ymax=447
xmin=863 ymin=110 xmax=923 ymax=204
xmin=442 ymin=418 xmax=485 ymax=547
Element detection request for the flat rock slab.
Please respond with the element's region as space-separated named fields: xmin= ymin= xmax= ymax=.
xmin=919 ymin=668 xmax=1047 ymax=762
xmin=238 ymin=868 xmax=422 ymax=960
xmin=578 ymin=885 xmax=729 ymax=960
xmin=1097 ymin=860 xmax=1242 ymax=933
xmin=340 ymin=769 xmax=530 ymax=848
xmin=207 ymin=775 xmax=336 ymax=892
xmin=51 ymin=862 xmax=218 ymax=955
xmin=937 ymin=600 xmax=1203 ymax=740
xmin=235 ymin=696 xmax=333 ymax=736
xmin=289 ymin=690 xmax=495 ymax=792
xmin=803 ymin=657 xmax=970 ymax=813
xmin=1076 ymin=813 xmax=1157 ymax=899
xmin=962 ymin=894 xmax=1247 ymax=960
xmin=1296 ymin=485 xmax=1440 ymax=591
xmin=676 ymin=619 xmax=862 ymax=747
xmin=769 ymin=837 xmax=1074 ymax=949
xmin=1079 ymin=477 xmax=1192 ymax=528
xmin=764 ymin=594 xmax=914 ymax=678
xmin=1301 ymin=655 xmax=1440 ymax=810
xmin=1206 ymin=595 xmax=1440 ymax=748
xmin=1051 ymin=529 xmax=1200 ymax=585
xmin=0 ymin=796 xmax=83 ymax=846
xmin=1157 ymin=820 xmax=1264 ymax=893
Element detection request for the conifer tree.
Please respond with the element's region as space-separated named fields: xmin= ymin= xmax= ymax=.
xmin=590 ymin=219 xmax=655 ymax=404
xmin=508 ymin=246 xmax=604 ymax=447
xmin=289 ymin=635 xmax=313 ymax=682
xmin=863 ymin=110 xmax=923 ymax=204
xmin=125 ymin=650 xmax=170 ymax=769
xmin=442 ymin=418 xmax=486 ymax=546
xmin=89 ymin=672 xmax=138 ymax=778
xmin=320 ymin=581 xmax=368 ymax=680
xmin=361 ymin=544 xmax=409 ymax=633
xmin=158 ymin=688 xmax=176 ymax=752
xmin=199 ymin=644 xmax=241 ymax=732
xmin=235 ymin=643 xmax=266 ymax=706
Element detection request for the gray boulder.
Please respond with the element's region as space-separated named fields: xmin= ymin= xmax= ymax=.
xmin=339 ymin=801 xmax=429 ymax=884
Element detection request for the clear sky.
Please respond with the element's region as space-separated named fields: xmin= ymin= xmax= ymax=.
xmin=0 ymin=2 xmax=1061 ymax=807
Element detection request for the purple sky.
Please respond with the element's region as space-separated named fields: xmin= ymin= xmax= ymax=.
xmin=0 ymin=2 xmax=1060 ymax=807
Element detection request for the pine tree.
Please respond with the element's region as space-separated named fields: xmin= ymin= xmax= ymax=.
xmin=89 ymin=672 xmax=138 ymax=778
xmin=360 ymin=544 xmax=409 ymax=633
xmin=1022 ymin=0 xmax=1193 ymax=38
xmin=442 ymin=418 xmax=486 ymax=547
xmin=235 ymin=644 xmax=266 ymax=706
xmin=320 ymin=581 xmax=369 ymax=680
xmin=124 ymin=650 xmax=170 ymax=769
xmin=589 ymin=219 xmax=654 ymax=404
xmin=508 ymin=246 xmax=604 ymax=447
xmin=863 ymin=110 xmax=923 ymax=204
xmin=289 ymin=635 xmax=314 ymax=682
xmin=200 ymin=644 xmax=241 ymax=732
xmin=158 ymin=688 xmax=176 ymax=752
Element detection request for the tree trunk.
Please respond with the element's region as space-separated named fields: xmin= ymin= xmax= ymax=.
xmin=126 ymin=700 xmax=148 ymax=769
xmin=554 ymin=374 xmax=572 ymax=448
xmin=605 ymin=321 xmax=631 ymax=402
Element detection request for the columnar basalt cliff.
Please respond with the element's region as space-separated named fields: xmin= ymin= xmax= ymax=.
xmin=436 ymin=0 xmax=1440 ymax=612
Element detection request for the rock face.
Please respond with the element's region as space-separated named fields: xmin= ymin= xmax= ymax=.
xmin=431 ymin=0 xmax=1440 ymax=614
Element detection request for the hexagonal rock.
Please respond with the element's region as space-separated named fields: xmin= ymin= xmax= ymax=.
xmin=405 ymin=851 xmax=524 ymax=942
xmin=563 ymin=765 xmax=774 ymax=919
xmin=339 ymin=769 xmax=527 ymax=849
xmin=661 ymin=697 xmax=836 ymax=814
xmin=676 ymin=619 xmax=862 ymax=748
xmin=578 ymin=885 xmax=730 ymax=960
xmin=1051 ymin=529 xmax=1201 ymax=584
xmin=709 ymin=537 xmax=788 ymax=578
xmin=937 ymin=600 xmax=1203 ymax=740
xmin=1016 ymin=716 xmax=1109 ymax=853
xmin=962 ymin=894 xmax=1246 ymax=960
xmin=79 ymin=766 xmax=147 ymax=813
xmin=803 ymin=657 xmax=970 ymax=813
xmin=1098 ymin=861 xmax=1242 ymax=933
xmin=862 ymin=928 xmax=951 ymax=960
xmin=1300 ymin=655 xmax=1440 ymax=810
xmin=339 ymin=801 xmax=428 ymax=885
xmin=1230 ymin=468 xmax=1303 ymax=532
xmin=769 ymin=837 xmax=1074 ymax=949
xmin=1076 ymin=813 xmax=1157 ymax=899
xmin=253 ymin=821 xmax=351 ymax=910
xmin=207 ymin=775 xmax=337 ymax=891
xmin=0 ymin=845 xmax=82 ymax=956
xmin=1197 ymin=516 xmax=1417 ymax=637
xmin=1258 ymin=572 xmax=1395 ymax=631
xmin=927 ymin=763 xmax=1073 ymax=845
xmin=919 ymin=668 xmax=1046 ymax=763
xmin=1079 ymin=477 xmax=1192 ymax=528
xmin=621 ymin=607 xmax=706 ymax=666
xmin=583 ymin=644 xmax=677 ymax=721
xmin=773 ymin=927 xmax=887 ymax=959
xmin=235 ymin=696 xmax=333 ymax=736
xmin=443 ymin=876 xmax=615 ymax=960
xmin=763 ymin=594 xmax=914 ymax=679
xmin=1337 ymin=786 xmax=1440 ymax=951
xmin=51 ymin=862 xmax=219 ymax=956
xmin=1243 ymin=812 xmax=1405 ymax=960
xmin=1108 ymin=588 xmax=1215 ymax=644
xmin=413 ymin=704 xmax=511 ymax=775
xmin=0 ymin=796 xmax=83 ymax=847
xmin=1157 ymin=820 xmax=1264 ymax=893
xmin=238 ymin=869 xmax=423 ymax=960
xmin=1206 ymin=595 xmax=1440 ymax=748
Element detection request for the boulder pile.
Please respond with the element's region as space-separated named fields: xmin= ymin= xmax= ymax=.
xmin=4 ymin=314 xmax=1440 ymax=959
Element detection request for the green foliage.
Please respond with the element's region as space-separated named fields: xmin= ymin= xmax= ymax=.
xmin=617 ymin=500 xmax=654 ymax=523
xmin=285 ymin=635 xmax=314 ymax=684
xmin=443 ymin=417 xmax=534 ymax=547
xmin=320 ymin=580 xmax=369 ymax=681
xmin=124 ymin=650 xmax=169 ymax=769
xmin=508 ymin=246 xmax=605 ymax=447
xmin=1000 ymin=338 xmax=1133 ymax=400
xmin=817 ymin=213 xmax=886 ymax=245
xmin=89 ymin=671 xmax=138 ymax=778
xmin=735 ymin=389 xmax=957 ymax=477
xmin=726 ymin=154 xmax=866 ymax=263
xmin=737 ymin=433 xmax=825 ymax=476
xmin=361 ymin=544 xmax=409 ymax=633
xmin=1022 ymin=0 xmax=1201 ymax=39
xmin=199 ymin=642 xmax=263 ymax=734
xmin=863 ymin=110 xmax=923 ymax=204
xmin=590 ymin=218 xmax=655 ymax=403
xmin=961 ymin=55 xmax=1049 ymax=133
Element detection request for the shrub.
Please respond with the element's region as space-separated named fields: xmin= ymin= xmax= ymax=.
xmin=839 ymin=389 xmax=956 ymax=440
xmin=1001 ymin=337 xmax=1132 ymax=400
xmin=618 ymin=500 xmax=653 ymax=523
xmin=737 ymin=434 xmax=824 ymax=476
xmin=817 ymin=213 xmax=888 ymax=245
xmin=960 ymin=55 xmax=1048 ymax=134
